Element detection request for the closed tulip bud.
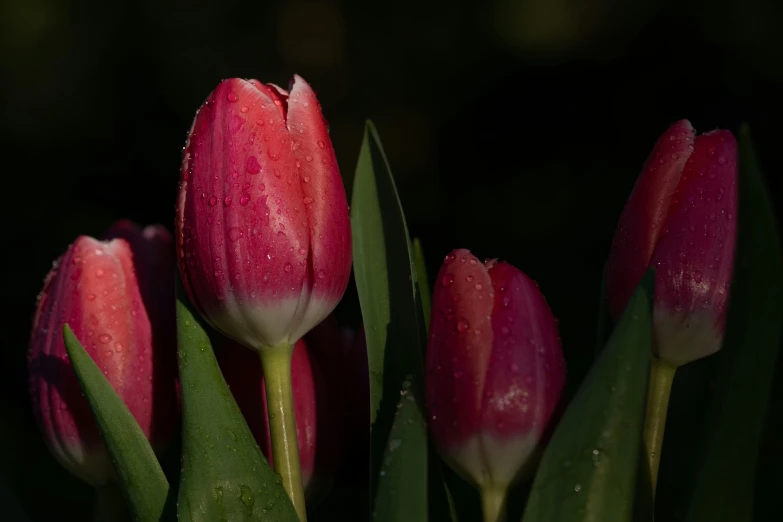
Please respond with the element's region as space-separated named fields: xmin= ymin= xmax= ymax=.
xmin=28 ymin=222 xmax=178 ymax=486
xmin=176 ymin=75 xmax=352 ymax=351
xmin=217 ymin=332 xmax=343 ymax=504
xmin=606 ymin=120 xmax=738 ymax=365
xmin=426 ymin=249 xmax=566 ymax=521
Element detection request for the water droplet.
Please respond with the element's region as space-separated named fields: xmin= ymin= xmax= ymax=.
xmin=240 ymin=106 xmax=249 ymax=113
xmin=456 ymin=317 xmax=470 ymax=333
xmin=303 ymin=196 xmax=314 ymax=204
xmin=87 ymin=293 xmax=96 ymax=301
xmin=694 ymin=270 xmax=703 ymax=283
xmin=284 ymin=263 xmax=292 ymax=273
xmin=114 ymin=342 xmax=123 ymax=352
xmin=246 ymin=155 xmax=261 ymax=174
xmin=228 ymin=228 xmax=243 ymax=242
xmin=474 ymin=283 xmax=483 ymax=291
xmin=95 ymin=268 xmax=105 ymax=278
xmin=208 ymin=196 xmax=218 ymax=206
xmin=224 ymin=196 xmax=232 ymax=206
xmin=441 ymin=273 xmax=454 ymax=287
xmin=240 ymin=485 xmax=255 ymax=510
xmin=227 ymin=92 xmax=238 ymax=103
xmin=317 ymin=140 xmax=325 ymax=149
xmin=574 ymin=484 xmax=582 ymax=493
xmin=717 ymin=156 xmax=727 ymax=165
xmin=99 ymin=333 xmax=112 ymax=344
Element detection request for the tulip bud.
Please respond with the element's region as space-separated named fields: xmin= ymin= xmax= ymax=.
xmin=28 ymin=222 xmax=178 ymax=486
xmin=218 ymin=332 xmax=343 ymax=503
xmin=606 ymin=120 xmax=738 ymax=365
xmin=425 ymin=249 xmax=566 ymax=510
xmin=176 ymin=75 xmax=352 ymax=351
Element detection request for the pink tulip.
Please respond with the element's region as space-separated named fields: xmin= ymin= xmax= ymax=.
xmin=218 ymin=328 xmax=344 ymax=503
xmin=176 ymin=75 xmax=351 ymax=351
xmin=606 ymin=120 xmax=738 ymax=365
xmin=426 ymin=249 xmax=565 ymax=505
xmin=28 ymin=222 xmax=178 ymax=486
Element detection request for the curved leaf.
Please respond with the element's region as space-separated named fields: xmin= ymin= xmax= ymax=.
xmin=175 ymin=295 xmax=298 ymax=522
xmin=522 ymin=272 xmax=654 ymax=522
xmin=62 ymin=325 xmax=169 ymax=522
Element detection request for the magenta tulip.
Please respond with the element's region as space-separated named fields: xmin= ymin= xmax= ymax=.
xmin=606 ymin=120 xmax=738 ymax=365
xmin=28 ymin=222 xmax=177 ymax=486
xmin=176 ymin=75 xmax=351 ymax=351
xmin=426 ymin=249 xmax=566 ymax=521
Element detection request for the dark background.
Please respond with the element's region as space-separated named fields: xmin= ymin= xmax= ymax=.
xmin=2 ymin=0 xmax=781 ymax=520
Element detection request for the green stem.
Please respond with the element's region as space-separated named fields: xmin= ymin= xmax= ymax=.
xmin=643 ymin=357 xmax=677 ymax=496
xmin=480 ymin=483 xmax=507 ymax=522
xmin=92 ymin=482 xmax=130 ymax=522
xmin=259 ymin=345 xmax=307 ymax=522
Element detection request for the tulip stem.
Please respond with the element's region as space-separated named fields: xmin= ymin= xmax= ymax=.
xmin=480 ymin=483 xmax=507 ymax=522
xmin=643 ymin=357 xmax=677 ymax=497
xmin=92 ymin=483 xmax=130 ymax=522
xmin=260 ymin=345 xmax=307 ymax=522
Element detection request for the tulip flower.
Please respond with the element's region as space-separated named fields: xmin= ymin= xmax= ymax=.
xmin=426 ymin=249 xmax=566 ymax=522
xmin=605 ymin=119 xmax=738 ymax=492
xmin=606 ymin=119 xmax=737 ymax=365
xmin=28 ymin=222 xmax=177 ymax=514
xmin=176 ymin=74 xmax=351 ymax=519
xmin=175 ymin=75 xmax=351 ymax=352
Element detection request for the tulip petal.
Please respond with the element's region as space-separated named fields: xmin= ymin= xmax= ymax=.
xmin=650 ymin=130 xmax=738 ymax=364
xmin=606 ymin=119 xmax=695 ymax=319
xmin=480 ymin=262 xmax=565 ymax=486
xmin=286 ymin=75 xmax=352 ymax=342
xmin=426 ymin=249 xmax=495 ymax=482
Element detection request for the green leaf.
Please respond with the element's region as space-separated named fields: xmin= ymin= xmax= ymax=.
xmin=175 ymin=295 xmax=298 ymax=522
xmin=521 ymin=271 xmax=654 ymax=522
xmin=350 ymin=121 xmax=430 ymax=517
xmin=351 ymin=120 xmax=426 ymax=425
xmin=412 ymin=238 xmax=432 ymax=333
xmin=684 ymin=127 xmax=783 ymax=522
xmin=373 ymin=377 xmax=428 ymax=522
xmin=62 ymin=325 xmax=170 ymax=522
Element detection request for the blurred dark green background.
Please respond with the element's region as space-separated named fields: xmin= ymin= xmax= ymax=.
xmin=2 ymin=0 xmax=781 ymax=520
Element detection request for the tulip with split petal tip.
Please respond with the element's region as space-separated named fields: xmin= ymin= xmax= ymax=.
xmin=176 ymin=75 xmax=351 ymax=352
xmin=426 ymin=249 xmax=566 ymax=522
xmin=606 ymin=119 xmax=738 ymax=366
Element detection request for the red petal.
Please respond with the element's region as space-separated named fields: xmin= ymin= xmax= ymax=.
xmin=426 ymin=249 xmax=495 ymax=448
xmin=606 ymin=119 xmax=695 ymax=319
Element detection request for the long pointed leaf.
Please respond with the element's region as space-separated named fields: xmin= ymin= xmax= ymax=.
xmin=351 ymin=120 xmax=430 ymax=517
xmin=522 ymin=272 xmax=654 ymax=522
xmin=684 ymin=127 xmax=783 ymax=522
xmin=62 ymin=325 xmax=169 ymax=522
xmin=175 ymin=295 xmax=298 ymax=522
